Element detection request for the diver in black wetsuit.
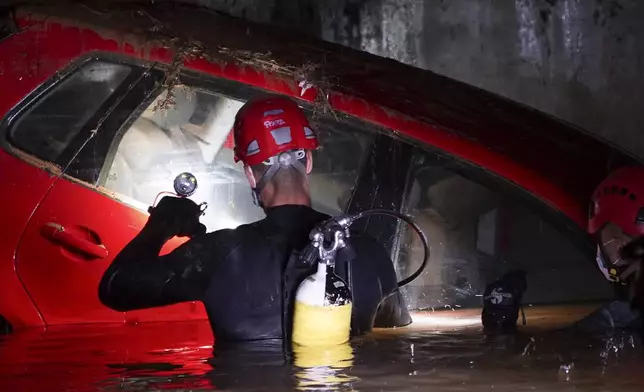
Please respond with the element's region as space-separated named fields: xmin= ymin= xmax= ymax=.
xmin=98 ymin=94 xmax=412 ymax=343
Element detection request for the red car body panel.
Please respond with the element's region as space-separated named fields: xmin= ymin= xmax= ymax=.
xmin=16 ymin=178 xmax=206 ymax=326
xmin=0 ymin=2 xmax=637 ymax=329
xmin=0 ymin=153 xmax=52 ymax=328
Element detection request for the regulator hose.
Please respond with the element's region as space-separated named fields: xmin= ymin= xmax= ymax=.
xmin=349 ymin=209 xmax=430 ymax=288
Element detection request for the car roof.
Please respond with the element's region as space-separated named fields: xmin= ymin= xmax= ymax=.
xmin=6 ymin=0 xmax=640 ymax=228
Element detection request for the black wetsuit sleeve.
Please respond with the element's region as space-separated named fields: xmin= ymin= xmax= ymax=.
xmin=98 ymin=226 xmax=219 ymax=312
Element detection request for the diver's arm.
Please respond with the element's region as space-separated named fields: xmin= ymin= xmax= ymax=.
xmin=98 ymin=223 xmax=216 ymax=311
xmin=99 ymin=196 xmax=216 ymax=311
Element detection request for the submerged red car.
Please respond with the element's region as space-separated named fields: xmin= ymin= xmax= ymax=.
xmin=0 ymin=1 xmax=637 ymax=333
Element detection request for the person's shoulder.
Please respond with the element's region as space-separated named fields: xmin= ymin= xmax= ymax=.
xmin=201 ymin=219 xmax=270 ymax=245
xmin=204 ymin=222 xmax=257 ymax=240
xmin=178 ymin=224 xmax=261 ymax=266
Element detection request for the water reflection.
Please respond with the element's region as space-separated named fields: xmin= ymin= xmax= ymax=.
xmin=293 ymin=343 xmax=357 ymax=391
xmin=1 ymin=305 xmax=644 ymax=391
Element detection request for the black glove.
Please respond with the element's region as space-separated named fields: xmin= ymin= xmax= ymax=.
xmin=145 ymin=196 xmax=206 ymax=241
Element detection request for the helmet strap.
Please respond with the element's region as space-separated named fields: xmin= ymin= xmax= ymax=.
xmin=251 ymin=187 xmax=263 ymax=208
xmin=251 ymin=150 xmax=307 ymax=208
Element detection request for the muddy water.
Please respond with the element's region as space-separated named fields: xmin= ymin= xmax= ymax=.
xmin=1 ymin=304 xmax=643 ymax=391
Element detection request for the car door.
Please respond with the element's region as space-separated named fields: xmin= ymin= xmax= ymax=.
xmin=13 ymin=54 xmax=380 ymax=326
xmin=10 ymin=57 xmax=176 ymax=325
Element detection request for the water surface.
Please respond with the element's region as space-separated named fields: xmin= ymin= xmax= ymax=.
xmin=1 ymin=303 xmax=642 ymax=391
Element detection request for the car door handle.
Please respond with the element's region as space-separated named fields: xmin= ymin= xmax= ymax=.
xmin=41 ymin=223 xmax=109 ymax=259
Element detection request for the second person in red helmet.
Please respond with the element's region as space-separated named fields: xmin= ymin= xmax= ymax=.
xmin=588 ymin=166 xmax=644 ymax=293
xmin=99 ymin=94 xmax=412 ymax=344
xmin=576 ymin=166 xmax=644 ymax=333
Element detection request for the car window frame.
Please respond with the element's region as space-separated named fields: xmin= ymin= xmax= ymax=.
xmin=93 ymin=70 xmax=265 ymax=190
xmin=64 ymin=62 xmax=166 ymax=185
xmin=1 ymin=51 xmax=596 ymax=271
xmin=0 ymin=53 xmax=153 ymax=173
xmin=394 ymin=133 xmax=597 ymax=270
xmin=64 ymin=59 xmax=388 ymax=219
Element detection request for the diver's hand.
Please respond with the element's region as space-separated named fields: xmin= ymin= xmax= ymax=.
xmin=145 ymin=196 xmax=206 ymax=241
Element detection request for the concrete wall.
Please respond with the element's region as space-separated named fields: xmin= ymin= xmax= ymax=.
xmin=191 ymin=0 xmax=644 ymax=158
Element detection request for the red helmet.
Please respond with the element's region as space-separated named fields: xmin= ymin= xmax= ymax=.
xmin=233 ymin=94 xmax=319 ymax=166
xmin=589 ymin=166 xmax=644 ymax=237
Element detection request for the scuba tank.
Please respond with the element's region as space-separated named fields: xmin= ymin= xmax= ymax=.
xmin=287 ymin=210 xmax=431 ymax=348
xmin=292 ymin=218 xmax=354 ymax=347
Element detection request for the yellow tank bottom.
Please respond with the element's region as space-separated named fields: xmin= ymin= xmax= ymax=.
xmin=292 ymin=301 xmax=352 ymax=347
